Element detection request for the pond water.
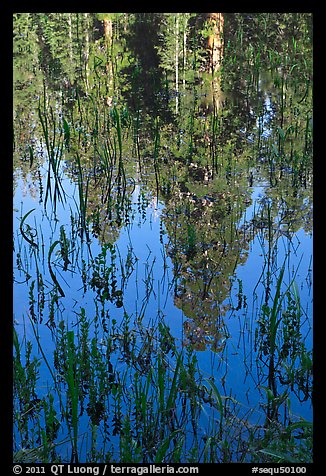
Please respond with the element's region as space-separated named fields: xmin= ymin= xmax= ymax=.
xmin=13 ymin=13 xmax=313 ymax=464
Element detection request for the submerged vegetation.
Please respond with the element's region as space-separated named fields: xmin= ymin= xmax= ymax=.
xmin=13 ymin=13 xmax=312 ymax=463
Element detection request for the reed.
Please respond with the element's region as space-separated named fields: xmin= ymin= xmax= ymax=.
xmin=75 ymin=152 xmax=90 ymax=240
xmin=66 ymin=330 xmax=80 ymax=463
xmin=38 ymin=87 xmax=66 ymax=212
xmin=111 ymin=106 xmax=127 ymax=187
xmin=153 ymin=116 xmax=161 ymax=199
xmin=48 ymin=240 xmax=65 ymax=297
xmin=19 ymin=209 xmax=38 ymax=250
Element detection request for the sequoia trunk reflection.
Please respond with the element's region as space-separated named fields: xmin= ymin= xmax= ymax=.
xmin=207 ymin=13 xmax=224 ymax=71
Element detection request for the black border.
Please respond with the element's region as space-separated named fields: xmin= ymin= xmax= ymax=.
xmin=2 ymin=3 xmax=321 ymax=474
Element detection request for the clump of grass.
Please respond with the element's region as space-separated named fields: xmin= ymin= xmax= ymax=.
xmin=14 ymin=290 xmax=312 ymax=463
xmin=255 ymin=254 xmax=312 ymax=426
xmin=254 ymin=419 xmax=313 ymax=463
xmin=38 ymin=86 xmax=66 ymax=212
xmin=13 ymin=328 xmax=41 ymax=450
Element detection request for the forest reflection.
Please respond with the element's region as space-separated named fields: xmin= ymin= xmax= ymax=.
xmin=13 ymin=12 xmax=313 ymax=464
xmin=13 ymin=12 xmax=312 ymax=351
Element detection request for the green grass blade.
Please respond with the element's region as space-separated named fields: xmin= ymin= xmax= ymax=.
xmin=63 ymin=117 xmax=71 ymax=149
xmin=203 ymin=378 xmax=223 ymax=419
xmin=154 ymin=430 xmax=181 ymax=463
xmin=48 ymin=240 xmax=65 ymax=297
xmin=166 ymin=352 xmax=182 ymax=413
xmin=19 ymin=209 xmax=38 ymax=249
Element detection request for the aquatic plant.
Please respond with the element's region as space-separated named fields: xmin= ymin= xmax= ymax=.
xmin=19 ymin=209 xmax=38 ymax=250
xmin=38 ymin=88 xmax=67 ymax=212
